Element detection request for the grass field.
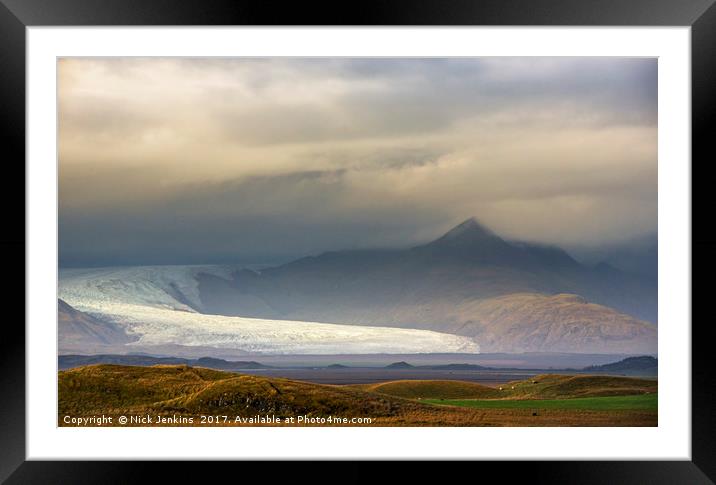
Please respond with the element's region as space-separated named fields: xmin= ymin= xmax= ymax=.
xmin=423 ymin=393 xmax=657 ymax=411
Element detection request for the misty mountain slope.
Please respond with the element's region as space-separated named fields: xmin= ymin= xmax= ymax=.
xmin=193 ymin=218 xmax=656 ymax=354
xmin=569 ymin=235 xmax=657 ymax=279
xmin=58 ymin=266 xmax=481 ymax=355
xmin=59 ymin=299 xmax=137 ymax=351
xmin=202 ymin=218 xmax=656 ymax=322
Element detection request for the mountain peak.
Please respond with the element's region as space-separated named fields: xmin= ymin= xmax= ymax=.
xmin=416 ymin=217 xmax=512 ymax=255
xmin=443 ymin=217 xmax=494 ymax=239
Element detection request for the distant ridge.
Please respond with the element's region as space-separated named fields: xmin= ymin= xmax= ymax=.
xmin=424 ymin=363 xmax=489 ymax=371
xmin=584 ymin=356 xmax=657 ymax=375
xmin=58 ymin=354 xmax=272 ymax=371
xmin=379 ymin=363 xmax=489 ymax=371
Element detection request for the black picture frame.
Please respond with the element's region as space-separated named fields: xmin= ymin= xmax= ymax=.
xmin=2 ymin=0 xmax=713 ymax=482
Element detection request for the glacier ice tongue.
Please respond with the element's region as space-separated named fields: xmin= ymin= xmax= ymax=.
xmin=58 ymin=265 xmax=480 ymax=355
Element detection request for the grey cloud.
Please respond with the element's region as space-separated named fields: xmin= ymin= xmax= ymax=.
xmin=58 ymin=57 xmax=657 ymax=267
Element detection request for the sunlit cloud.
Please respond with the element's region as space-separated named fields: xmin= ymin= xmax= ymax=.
xmin=59 ymin=57 xmax=657 ymax=266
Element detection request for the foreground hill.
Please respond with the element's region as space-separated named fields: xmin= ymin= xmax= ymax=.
xmin=58 ymin=365 xmax=657 ymax=426
xmin=499 ymin=374 xmax=657 ymax=399
xmin=360 ymin=374 xmax=656 ymax=400
xmin=359 ymin=380 xmax=501 ymax=399
xmin=58 ymin=364 xmax=466 ymax=425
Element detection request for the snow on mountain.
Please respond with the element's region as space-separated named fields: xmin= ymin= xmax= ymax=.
xmin=58 ymin=265 xmax=480 ymax=355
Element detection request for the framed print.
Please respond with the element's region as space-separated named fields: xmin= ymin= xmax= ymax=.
xmin=3 ymin=0 xmax=714 ymax=481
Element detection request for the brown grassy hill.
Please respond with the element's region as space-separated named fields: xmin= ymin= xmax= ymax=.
xmin=355 ymin=374 xmax=656 ymax=401
xmin=358 ymin=380 xmax=501 ymax=400
xmin=452 ymin=293 xmax=657 ymax=353
xmin=496 ymin=374 xmax=658 ymax=399
xmin=58 ymin=365 xmax=657 ymax=427
xmin=59 ymin=364 xmax=446 ymax=423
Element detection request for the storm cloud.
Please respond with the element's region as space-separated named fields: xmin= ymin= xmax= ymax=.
xmin=59 ymin=57 xmax=657 ymax=267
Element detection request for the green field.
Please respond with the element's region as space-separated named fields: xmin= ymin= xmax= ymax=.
xmin=424 ymin=393 xmax=657 ymax=411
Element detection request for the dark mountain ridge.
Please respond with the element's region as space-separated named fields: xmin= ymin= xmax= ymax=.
xmin=194 ymin=218 xmax=657 ymax=354
xmin=584 ymin=356 xmax=657 ymax=375
xmin=413 ymin=218 xmax=580 ymax=270
xmin=200 ymin=218 xmax=655 ymax=320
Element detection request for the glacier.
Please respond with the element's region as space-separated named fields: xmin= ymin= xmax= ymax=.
xmin=59 ymin=265 xmax=480 ymax=355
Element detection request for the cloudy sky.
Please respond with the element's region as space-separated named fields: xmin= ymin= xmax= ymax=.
xmin=59 ymin=57 xmax=657 ymax=267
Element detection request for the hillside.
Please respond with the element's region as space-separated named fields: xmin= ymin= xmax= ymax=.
xmin=451 ymin=293 xmax=657 ymax=353
xmin=497 ymin=374 xmax=657 ymax=399
xmin=58 ymin=365 xmax=657 ymax=427
xmin=358 ymin=374 xmax=655 ymax=400
xmin=60 ymin=364 xmax=406 ymax=417
xmin=58 ymin=364 xmax=473 ymax=426
xmin=360 ymin=380 xmax=501 ymax=399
